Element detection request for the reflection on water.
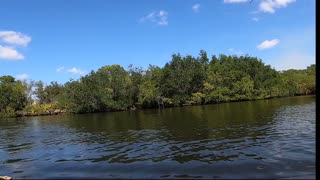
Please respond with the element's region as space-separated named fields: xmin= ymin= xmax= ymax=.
xmin=0 ymin=96 xmax=315 ymax=178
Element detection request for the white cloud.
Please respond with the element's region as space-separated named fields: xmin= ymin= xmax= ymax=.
xmin=259 ymin=0 xmax=296 ymax=13
xmin=0 ymin=31 xmax=31 ymax=46
xmin=140 ymin=10 xmax=168 ymax=26
xmin=0 ymin=45 xmax=24 ymax=60
xmin=56 ymin=66 xmax=65 ymax=72
xmin=224 ymin=0 xmax=249 ymax=3
xmin=257 ymin=39 xmax=280 ymax=50
xmin=0 ymin=31 xmax=31 ymax=60
xmin=252 ymin=17 xmax=259 ymax=21
xmin=15 ymin=73 xmax=30 ymax=81
xmin=192 ymin=4 xmax=201 ymax=13
xmin=228 ymin=48 xmax=234 ymax=52
xmin=67 ymin=67 xmax=87 ymax=75
xmin=225 ymin=0 xmax=296 ymax=13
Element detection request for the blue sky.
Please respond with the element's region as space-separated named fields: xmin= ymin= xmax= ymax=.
xmin=0 ymin=0 xmax=315 ymax=84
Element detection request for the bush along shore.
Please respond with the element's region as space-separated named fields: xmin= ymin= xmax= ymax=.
xmin=0 ymin=51 xmax=315 ymax=118
xmin=1 ymin=104 xmax=66 ymax=118
xmin=16 ymin=106 xmax=67 ymax=117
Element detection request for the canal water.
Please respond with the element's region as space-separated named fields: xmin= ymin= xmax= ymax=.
xmin=0 ymin=96 xmax=315 ymax=178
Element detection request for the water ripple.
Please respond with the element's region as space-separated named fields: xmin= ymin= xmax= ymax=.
xmin=0 ymin=97 xmax=315 ymax=178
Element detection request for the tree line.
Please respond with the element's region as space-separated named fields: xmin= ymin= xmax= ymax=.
xmin=0 ymin=50 xmax=316 ymax=117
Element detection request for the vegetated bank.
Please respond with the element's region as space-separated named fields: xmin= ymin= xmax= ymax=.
xmin=0 ymin=51 xmax=316 ymax=118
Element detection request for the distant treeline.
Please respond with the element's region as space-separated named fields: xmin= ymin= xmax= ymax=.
xmin=0 ymin=51 xmax=316 ymax=117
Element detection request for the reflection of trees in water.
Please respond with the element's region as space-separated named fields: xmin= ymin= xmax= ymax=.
xmin=0 ymin=96 xmax=315 ymax=173
xmin=65 ymin=112 xmax=137 ymax=133
xmin=62 ymin=108 xmax=208 ymax=142
xmin=62 ymin=96 xmax=315 ymax=143
xmin=5 ymin=96 xmax=308 ymax=164
xmin=205 ymin=96 xmax=315 ymax=138
xmin=155 ymin=107 xmax=210 ymax=141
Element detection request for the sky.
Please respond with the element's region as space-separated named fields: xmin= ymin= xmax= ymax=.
xmin=0 ymin=0 xmax=315 ymax=84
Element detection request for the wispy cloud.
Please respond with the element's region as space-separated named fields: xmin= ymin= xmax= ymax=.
xmin=252 ymin=17 xmax=259 ymax=22
xmin=224 ymin=0 xmax=249 ymax=3
xmin=57 ymin=66 xmax=87 ymax=76
xmin=140 ymin=10 xmax=168 ymax=26
xmin=15 ymin=73 xmax=30 ymax=81
xmin=192 ymin=4 xmax=201 ymax=13
xmin=0 ymin=31 xmax=31 ymax=46
xmin=0 ymin=45 xmax=24 ymax=60
xmin=257 ymin=39 xmax=280 ymax=50
xmin=259 ymin=0 xmax=296 ymax=13
xmin=56 ymin=66 xmax=65 ymax=72
xmin=228 ymin=48 xmax=244 ymax=55
xmin=67 ymin=67 xmax=87 ymax=75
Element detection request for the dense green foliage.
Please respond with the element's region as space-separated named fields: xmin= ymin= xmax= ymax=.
xmin=0 ymin=76 xmax=27 ymax=117
xmin=0 ymin=51 xmax=316 ymax=117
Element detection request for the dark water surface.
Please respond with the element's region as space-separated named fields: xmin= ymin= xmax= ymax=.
xmin=0 ymin=96 xmax=315 ymax=179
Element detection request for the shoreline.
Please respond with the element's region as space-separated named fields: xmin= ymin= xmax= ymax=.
xmin=1 ymin=94 xmax=315 ymax=119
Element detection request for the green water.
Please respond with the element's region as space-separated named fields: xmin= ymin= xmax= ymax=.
xmin=0 ymin=96 xmax=315 ymax=178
